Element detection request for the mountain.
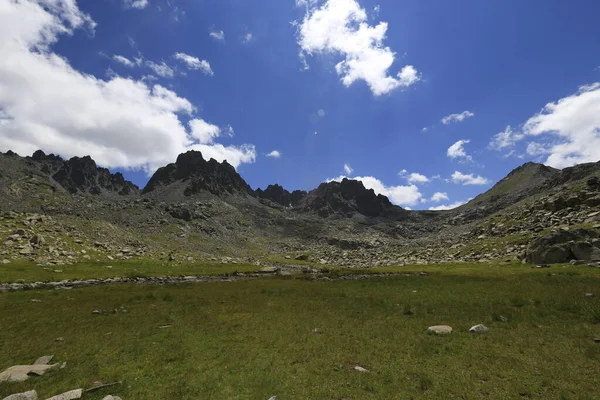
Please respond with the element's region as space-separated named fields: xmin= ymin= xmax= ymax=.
xmin=142 ymin=150 xmax=253 ymax=199
xmin=1 ymin=149 xmax=599 ymax=269
xmin=297 ymin=179 xmax=408 ymax=220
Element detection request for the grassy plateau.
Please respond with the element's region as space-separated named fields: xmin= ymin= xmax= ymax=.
xmin=1 ymin=263 xmax=600 ymax=399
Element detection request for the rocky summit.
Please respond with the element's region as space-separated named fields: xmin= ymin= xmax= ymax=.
xmin=1 ymin=149 xmax=600 ymax=268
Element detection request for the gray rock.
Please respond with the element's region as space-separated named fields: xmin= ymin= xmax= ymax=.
xmin=33 ymin=355 xmax=53 ymax=365
xmin=2 ymin=390 xmax=38 ymax=400
xmin=0 ymin=363 xmax=59 ymax=382
xmin=428 ymin=325 xmax=453 ymax=335
xmin=1 ymin=259 xmax=9 ymax=264
xmin=29 ymin=235 xmax=45 ymax=247
xmin=354 ymin=365 xmax=369 ymax=373
xmin=571 ymin=242 xmax=600 ymax=262
xmin=101 ymin=397 xmax=122 ymax=400
xmin=469 ymin=324 xmax=489 ymax=333
xmin=259 ymin=267 xmax=277 ymax=273
xmin=45 ymin=389 xmax=82 ymax=400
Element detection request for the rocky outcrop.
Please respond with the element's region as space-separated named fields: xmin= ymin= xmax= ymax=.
xmin=298 ymin=179 xmax=407 ymax=219
xmin=526 ymin=228 xmax=600 ymax=264
xmin=52 ymin=155 xmax=138 ymax=196
xmin=255 ymin=184 xmax=307 ymax=207
xmin=142 ymin=151 xmax=252 ymax=197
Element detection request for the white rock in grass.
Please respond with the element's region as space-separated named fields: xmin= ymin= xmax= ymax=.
xmin=33 ymin=355 xmax=53 ymax=365
xmin=3 ymin=390 xmax=38 ymax=400
xmin=354 ymin=365 xmax=370 ymax=373
xmin=44 ymin=389 xmax=82 ymax=400
xmin=0 ymin=363 xmax=59 ymax=382
xmin=469 ymin=324 xmax=489 ymax=333
xmin=101 ymin=397 xmax=122 ymax=400
xmin=267 ymin=397 xmax=277 ymax=400
xmin=427 ymin=325 xmax=453 ymax=335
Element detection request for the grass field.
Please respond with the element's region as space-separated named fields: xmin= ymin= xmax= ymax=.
xmin=1 ymin=264 xmax=600 ymax=399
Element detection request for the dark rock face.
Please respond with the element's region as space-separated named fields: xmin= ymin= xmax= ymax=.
xmin=299 ymin=179 xmax=406 ymax=219
xmin=526 ymin=228 xmax=600 ymax=264
xmin=52 ymin=156 xmax=138 ymax=196
xmin=255 ymin=184 xmax=307 ymax=207
xmin=142 ymin=150 xmax=252 ymax=196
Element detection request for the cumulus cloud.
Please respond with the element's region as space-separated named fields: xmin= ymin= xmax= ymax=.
xmin=123 ymin=0 xmax=148 ymax=9
xmin=522 ymin=83 xmax=600 ymax=168
xmin=526 ymin=141 xmax=551 ymax=156
xmin=343 ymin=163 xmax=353 ymax=175
xmin=398 ymin=170 xmax=429 ymax=184
xmin=0 ymin=0 xmax=255 ymax=173
xmin=329 ymin=175 xmax=422 ymax=207
xmin=447 ymin=139 xmax=472 ymax=161
xmin=488 ymin=125 xmax=524 ymax=151
xmin=145 ymin=61 xmax=174 ymax=78
xmin=451 ymin=171 xmax=489 ymax=185
xmin=267 ymin=150 xmax=282 ymax=158
xmin=173 ymin=53 xmax=213 ymax=75
xmin=429 ymin=200 xmax=467 ymax=211
xmin=242 ymin=33 xmax=253 ymax=43
xmin=189 ymin=119 xmax=221 ymax=144
xmin=112 ymin=55 xmax=135 ymax=67
xmin=430 ymin=192 xmax=449 ymax=202
xmin=441 ymin=110 xmax=474 ymax=125
xmin=210 ymin=30 xmax=225 ymax=40
xmin=296 ymin=0 xmax=420 ymax=96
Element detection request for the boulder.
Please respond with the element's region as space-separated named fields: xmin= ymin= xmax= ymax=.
xmin=33 ymin=355 xmax=53 ymax=365
xmin=469 ymin=324 xmax=489 ymax=333
xmin=2 ymin=390 xmax=38 ymax=400
xmin=45 ymin=389 xmax=82 ymax=400
xmin=0 ymin=363 xmax=59 ymax=382
xmin=526 ymin=229 xmax=599 ymax=264
xmin=428 ymin=325 xmax=453 ymax=335
xmin=29 ymin=235 xmax=45 ymax=247
xmin=571 ymin=242 xmax=600 ymax=262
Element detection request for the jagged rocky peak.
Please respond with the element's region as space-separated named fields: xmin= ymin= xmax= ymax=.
xmin=142 ymin=150 xmax=252 ymax=196
xmin=255 ymin=184 xmax=307 ymax=207
xmin=300 ymin=178 xmax=405 ymax=219
xmin=51 ymin=154 xmax=138 ymax=196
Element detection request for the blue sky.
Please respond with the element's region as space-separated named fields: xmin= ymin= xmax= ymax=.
xmin=1 ymin=0 xmax=600 ymax=209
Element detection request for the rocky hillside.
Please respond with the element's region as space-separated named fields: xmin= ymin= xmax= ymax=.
xmin=1 ymin=149 xmax=599 ymax=269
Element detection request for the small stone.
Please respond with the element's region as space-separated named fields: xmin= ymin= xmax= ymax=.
xmin=469 ymin=324 xmax=489 ymax=333
xmin=60 ymin=362 xmax=67 ymax=369
xmin=33 ymin=355 xmax=53 ymax=365
xmin=92 ymin=310 xmax=103 ymax=315
xmin=55 ymin=337 xmax=65 ymax=342
xmin=158 ymin=325 xmax=172 ymax=329
xmin=45 ymin=389 xmax=82 ymax=400
xmin=295 ymin=254 xmax=309 ymax=261
xmin=53 ymin=270 xmax=63 ymax=273
xmin=31 ymin=299 xmax=42 ymax=303
xmin=259 ymin=266 xmax=277 ymax=273
xmin=284 ymin=255 xmax=291 ymax=259
xmin=585 ymin=293 xmax=594 ymax=297
xmin=499 ymin=316 xmax=509 ymax=322
xmin=354 ymin=365 xmax=369 ymax=373
xmin=1 ymin=259 xmax=10 ymax=264
xmin=267 ymin=397 xmax=277 ymax=400
xmin=105 ymin=265 xmax=113 ymax=269
xmin=2 ymin=390 xmax=38 ymax=400
xmin=428 ymin=325 xmax=453 ymax=335
xmin=594 ymin=338 xmax=600 ymax=343
xmin=313 ymin=328 xmax=321 ymax=334
xmin=101 ymin=397 xmax=122 ymax=400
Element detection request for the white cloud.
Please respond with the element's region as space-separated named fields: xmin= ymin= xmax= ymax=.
xmin=189 ymin=119 xmax=221 ymax=144
xmin=0 ymin=0 xmax=255 ymax=173
xmin=267 ymin=150 xmax=282 ymax=158
xmin=488 ymin=125 xmax=524 ymax=150
xmin=522 ymin=83 xmax=600 ymax=168
xmin=210 ymin=30 xmax=225 ymax=40
xmin=421 ymin=127 xmax=428 ymax=133
xmin=242 ymin=33 xmax=253 ymax=43
xmin=112 ymin=55 xmax=135 ymax=67
xmin=406 ymin=172 xmax=429 ymax=184
xmin=451 ymin=171 xmax=489 ymax=185
xmin=296 ymin=0 xmax=420 ymax=96
xmin=145 ymin=61 xmax=174 ymax=78
xmin=329 ymin=175 xmax=422 ymax=207
xmin=441 ymin=110 xmax=474 ymax=125
xmin=343 ymin=163 xmax=353 ymax=175
xmin=526 ymin=141 xmax=551 ymax=156
xmin=429 ymin=200 xmax=467 ymax=211
xmin=173 ymin=53 xmax=213 ymax=76
xmin=447 ymin=139 xmax=472 ymax=161
xmin=430 ymin=192 xmax=449 ymax=202
xmin=123 ymin=0 xmax=148 ymax=9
